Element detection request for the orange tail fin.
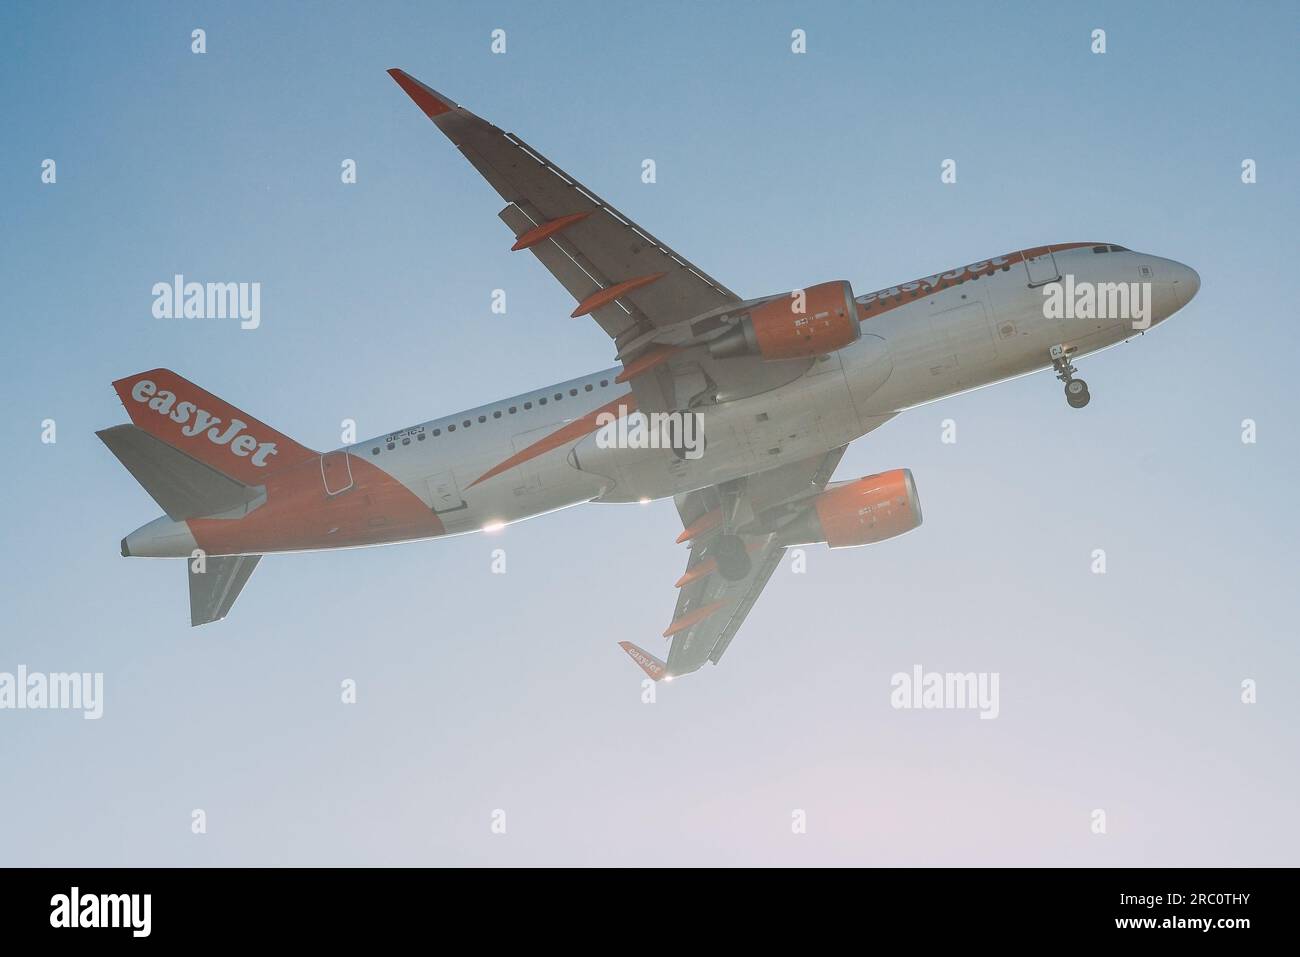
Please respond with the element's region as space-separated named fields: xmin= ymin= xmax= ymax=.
xmin=111 ymin=369 xmax=316 ymax=484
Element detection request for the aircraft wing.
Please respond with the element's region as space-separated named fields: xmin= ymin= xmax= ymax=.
xmin=620 ymin=446 xmax=847 ymax=680
xmin=388 ymin=69 xmax=811 ymax=408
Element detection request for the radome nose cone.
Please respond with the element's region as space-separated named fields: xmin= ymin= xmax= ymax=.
xmin=1176 ymin=263 xmax=1200 ymax=305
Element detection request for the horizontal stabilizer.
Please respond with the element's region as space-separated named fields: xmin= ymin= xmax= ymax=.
xmin=189 ymin=554 xmax=261 ymax=626
xmin=618 ymin=641 xmax=667 ymax=681
xmin=97 ymin=424 xmax=262 ymax=521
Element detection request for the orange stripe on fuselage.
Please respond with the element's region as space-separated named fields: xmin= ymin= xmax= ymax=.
xmin=188 ymin=453 xmax=444 ymax=555
xmin=855 ymin=243 xmax=1099 ymax=322
xmin=467 ymin=392 xmax=637 ymax=489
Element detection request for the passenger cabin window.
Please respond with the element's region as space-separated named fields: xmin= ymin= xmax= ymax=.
xmin=369 ymin=385 xmax=612 ymax=456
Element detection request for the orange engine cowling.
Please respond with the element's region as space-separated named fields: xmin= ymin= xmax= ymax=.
xmin=777 ymin=469 xmax=923 ymax=548
xmin=707 ymin=280 xmax=859 ymax=361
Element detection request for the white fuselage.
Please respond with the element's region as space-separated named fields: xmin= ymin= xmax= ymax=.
xmin=339 ymin=245 xmax=1195 ymax=542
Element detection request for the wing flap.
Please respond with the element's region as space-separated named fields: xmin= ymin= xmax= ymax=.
xmin=664 ymin=533 xmax=784 ymax=677
xmin=707 ymin=544 xmax=787 ymax=665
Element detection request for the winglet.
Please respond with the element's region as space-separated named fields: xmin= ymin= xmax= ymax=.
xmin=387 ymin=68 xmax=458 ymax=121
xmin=618 ymin=641 xmax=668 ymax=681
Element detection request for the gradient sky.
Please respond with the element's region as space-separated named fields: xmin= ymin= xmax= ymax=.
xmin=2 ymin=0 xmax=1298 ymax=866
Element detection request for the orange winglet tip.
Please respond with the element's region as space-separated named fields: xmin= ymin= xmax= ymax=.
xmin=511 ymin=212 xmax=592 ymax=251
xmin=662 ymin=598 xmax=732 ymax=638
xmin=387 ymin=69 xmax=456 ymax=120
xmin=675 ymin=508 xmax=722 ymax=544
xmin=571 ymin=273 xmax=666 ymax=318
xmin=619 ymin=641 xmax=667 ymax=681
xmin=615 ymin=344 xmax=680 ymax=384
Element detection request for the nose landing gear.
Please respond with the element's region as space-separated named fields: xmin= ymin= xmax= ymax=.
xmin=1064 ymin=378 xmax=1090 ymax=408
xmin=1051 ymin=345 xmax=1090 ymax=409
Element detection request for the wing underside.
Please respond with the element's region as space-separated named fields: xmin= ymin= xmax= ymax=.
xmin=388 ymin=69 xmax=738 ymax=345
xmin=620 ymin=447 xmax=847 ymax=680
xmin=388 ymin=68 xmax=810 ymax=408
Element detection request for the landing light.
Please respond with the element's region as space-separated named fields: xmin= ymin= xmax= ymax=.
xmin=483 ymin=521 xmax=505 ymax=533
xmin=638 ymin=497 xmax=651 ymax=505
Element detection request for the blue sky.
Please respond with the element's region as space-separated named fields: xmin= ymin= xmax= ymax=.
xmin=1 ymin=0 xmax=1298 ymax=865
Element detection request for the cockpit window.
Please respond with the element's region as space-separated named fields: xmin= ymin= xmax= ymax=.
xmin=1094 ymin=244 xmax=1130 ymax=253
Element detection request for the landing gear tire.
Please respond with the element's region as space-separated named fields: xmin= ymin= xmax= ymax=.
xmin=713 ymin=534 xmax=752 ymax=582
xmin=1052 ymin=346 xmax=1090 ymax=409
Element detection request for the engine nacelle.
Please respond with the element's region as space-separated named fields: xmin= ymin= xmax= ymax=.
xmin=707 ymin=280 xmax=859 ymax=361
xmin=777 ymin=469 xmax=923 ymax=548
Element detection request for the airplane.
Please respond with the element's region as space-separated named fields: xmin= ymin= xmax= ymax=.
xmin=97 ymin=68 xmax=1200 ymax=681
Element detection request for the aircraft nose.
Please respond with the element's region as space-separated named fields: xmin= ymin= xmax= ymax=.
xmin=1173 ymin=262 xmax=1200 ymax=306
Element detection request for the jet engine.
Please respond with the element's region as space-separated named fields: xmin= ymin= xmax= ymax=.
xmin=777 ymin=469 xmax=922 ymax=548
xmin=707 ymin=280 xmax=859 ymax=361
